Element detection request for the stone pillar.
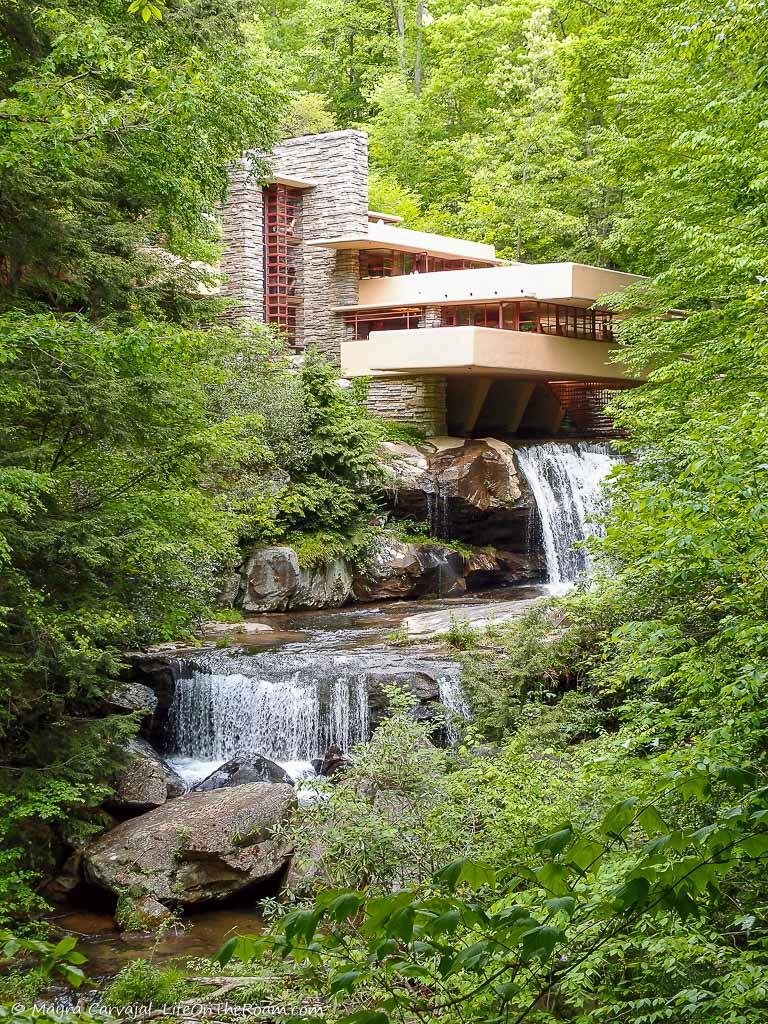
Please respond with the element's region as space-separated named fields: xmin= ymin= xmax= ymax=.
xmin=220 ymin=159 xmax=265 ymax=321
xmin=271 ymin=131 xmax=368 ymax=361
xmin=420 ymin=304 xmax=442 ymax=329
xmin=366 ymin=376 xmax=448 ymax=436
xmin=446 ymin=377 xmax=494 ymax=434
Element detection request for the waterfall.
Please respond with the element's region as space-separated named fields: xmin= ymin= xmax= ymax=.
xmin=438 ymin=675 xmax=471 ymax=743
xmin=167 ymin=651 xmax=369 ymax=778
xmin=515 ymin=442 xmax=619 ymax=586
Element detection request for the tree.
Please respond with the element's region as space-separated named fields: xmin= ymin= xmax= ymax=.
xmin=0 ymin=0 xmax=284 ymax=316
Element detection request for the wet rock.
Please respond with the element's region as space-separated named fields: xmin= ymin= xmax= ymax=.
xmin=43 ymin=851 xmax=83 ymax=902
xmin=401 ymin=598 xmax=540 ymax=638
xmin=118 ymin=895 xmax=174 ymax=932
xmin=126 ymin=654 xmax=181 ymax=710
xmin=464 ymin=548 xmax=539 ymax=590
xmin=194 ymin=753 xmax=293 ymax=791
xmin=201 ymin=620 xmax=273 ymax=637
xmin=239 ymin=546 xmax=353 ymax=612
xmin=102 ymin=681 xmax=158 ymax=717
xmin=318 ymin=744 xmax=348 ymax=778
xmin=108 ymin=739 xmax=187 ymax=813
xmin=84 ymin=783 xmax=296 ymax=906
xmin=382 ymin=438 xmax=534 ymax=549
xmin=352 ymin=538 xmax=465 ymax=601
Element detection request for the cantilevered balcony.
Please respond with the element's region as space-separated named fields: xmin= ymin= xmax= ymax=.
xmin=340 ymin=325 xmax=640 ymax=384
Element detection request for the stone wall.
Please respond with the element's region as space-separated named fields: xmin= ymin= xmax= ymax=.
xmin=220 ymin=130 xmax=369 ymax=359
xmin=220 ymin=159 xmax=264 ymax=321
xmin=366 ymin=376 xmax=448 ymax=436
xmin=271 ymin=131 xmax=368 ymax=361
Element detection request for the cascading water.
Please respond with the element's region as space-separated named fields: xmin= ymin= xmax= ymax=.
xmin=438 ymin=676 xmax=471 ymax=743
xmin=515 ymin=441 xmax=620 ymax=587
xmin=166 ymin=650 xmax=370 ymax=784
xmin=163 ymin=645 xmax=470 ymax=785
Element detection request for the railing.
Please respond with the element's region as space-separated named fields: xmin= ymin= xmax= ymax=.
xmin=344 ymin=301 xmax=615 ymax=343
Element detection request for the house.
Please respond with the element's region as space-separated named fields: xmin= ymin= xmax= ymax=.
xmin=222 ymin=129 xmax=644 ymax=438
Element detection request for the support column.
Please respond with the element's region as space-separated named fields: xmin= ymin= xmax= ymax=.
xmin=220 ymin=159 xmax=265 ymax=322
xmin=475 ymin=380 xmax=536 ymax=435
xmin=518 ymin=383 xmax=566 ymax=435
xmin=447 ymin=377 xmax=493 ymax=435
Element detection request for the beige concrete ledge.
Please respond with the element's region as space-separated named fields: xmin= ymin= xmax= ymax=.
xmin=307 ymin=221 xmax=502 ymax=264
xmin=340 ymin=262 xmax=645 ymax=312
xmin=340 ymin=326 xmax=644 ymax=383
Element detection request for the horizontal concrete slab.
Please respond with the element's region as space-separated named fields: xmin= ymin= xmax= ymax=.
xmin=339 ymin=262 xmax=645 ymax=311
xmin=340 ymin=326 xmax=644 ymax=383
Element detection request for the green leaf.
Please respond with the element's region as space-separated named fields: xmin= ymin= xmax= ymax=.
xmin=535 ymin=861 xmax=571 ymax=895
xmin=544 ymin=896 xmax=576 ymax=918
xmin=342 ymin=1014 xmax=389 ymax=1024
xmin=330 ymin=969 xmax=362 ymax=994
xmin=612 ymin=876 xmax=650 ymax=912
xmin=520 ymin=925 xmax=562 ymax=962
xmin=740 ymin=834 xmax=768 ymax=858
xmin=534 ymin=825 xmax=574 ymax=855
xmin=434 ymin=858 xmax=495 ymax=891
xmin=567 ymin=838 xmax=605 ymax=873
xmin=214 ymin=936 xmax=237 ymax=967
xmin=429 ymin=908 xmax=460 ymax=935
xmin=638 ymin=805 xmax=667 ymax=837
xmin=601 ymin=798 xmax=639 ymax=838
xmin=53 ymin=936 xmax=78 ymax=956
xmin=330 ymin=892 xmax=364 ymax=922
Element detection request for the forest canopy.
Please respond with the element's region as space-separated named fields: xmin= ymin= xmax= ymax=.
xmin=2 ymin=0 xmax=768 ymax=1021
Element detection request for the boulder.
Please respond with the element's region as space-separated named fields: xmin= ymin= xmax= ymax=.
xmin=352 ymin=538 xmax=465 ymax=601
xmin=194 ymin=753 xmax=293 ymax=791
xmin=239 ymin=546 xmax=353 ymax=612
xmin=103 ymin=681 xmax=158 ymax=717
xmin=118 ymin=895 xmax=174 ymax=932
xmin=401 ymin=598 xmax=540 ymax=638
xmin=317 ymin=744 xmax=348 ymax=778
xmin=382 ymin=438 xmax=534 ymax=549
xmin=464 ymin=548 xmax=540 ymax=590
xmin=108 ymin=739 xmax=187 ymax=813
xmin=84 ymin=783 xmax=296 ymax=906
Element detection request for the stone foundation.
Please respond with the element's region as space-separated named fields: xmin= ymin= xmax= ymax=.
xmin=366 ymin=375 xmax=447 ymax=436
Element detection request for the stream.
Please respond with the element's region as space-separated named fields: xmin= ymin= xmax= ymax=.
xmin=50 ymin=440 xmax=621 ymax=980
xmin=54 ymin=584 xmax=550 ymax=978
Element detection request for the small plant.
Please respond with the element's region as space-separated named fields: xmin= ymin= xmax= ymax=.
xmin=102 ymin=959 xmax=191 ymax=1007
xmin=0 ymin=931 xmax=88 ymax=989
xmin=208 ymin=608 xmax=244 ymax=623
xmin=444 ymin=614 xmax=479 ymax=650
xmin=386 ymin=624 xmax=411 ymax=646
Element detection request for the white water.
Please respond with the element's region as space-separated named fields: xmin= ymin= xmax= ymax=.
xmin=438 ymin=676 xmax=472 ymax=743
xmin=515 ymin=442 xmax=619 ymax=586
xmin=167 ymin=651 xmax=370 ymax=782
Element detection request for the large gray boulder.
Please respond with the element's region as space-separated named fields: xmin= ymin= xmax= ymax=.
xmin=194 ymin=753 xmax=293 ymax=791
xmin=108 ymin=739 xmax=187 ymax=813
xmin=239 ymin=546 xmax=353 ymax=612
xmin=84 ymin=783 xmax=296 ymax=906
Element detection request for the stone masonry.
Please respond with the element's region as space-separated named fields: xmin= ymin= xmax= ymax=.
xmin=221 ymin=130 xmax=368 ymax=361
xmin=221 ymin=131 xmax=450 ymax=435
xmin=220 ymin=159 xmax=264 ymax=321
xmin=366 ymin=376 xmax=448 ymax=436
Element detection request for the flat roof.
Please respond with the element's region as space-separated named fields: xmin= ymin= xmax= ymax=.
xmin=268 ymin=174 xmax=318 ymax=189
xmin=306 ymin=220 xmax=503 ymax=264
xmin=368 ymin=210 xmax=404 ymax=224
